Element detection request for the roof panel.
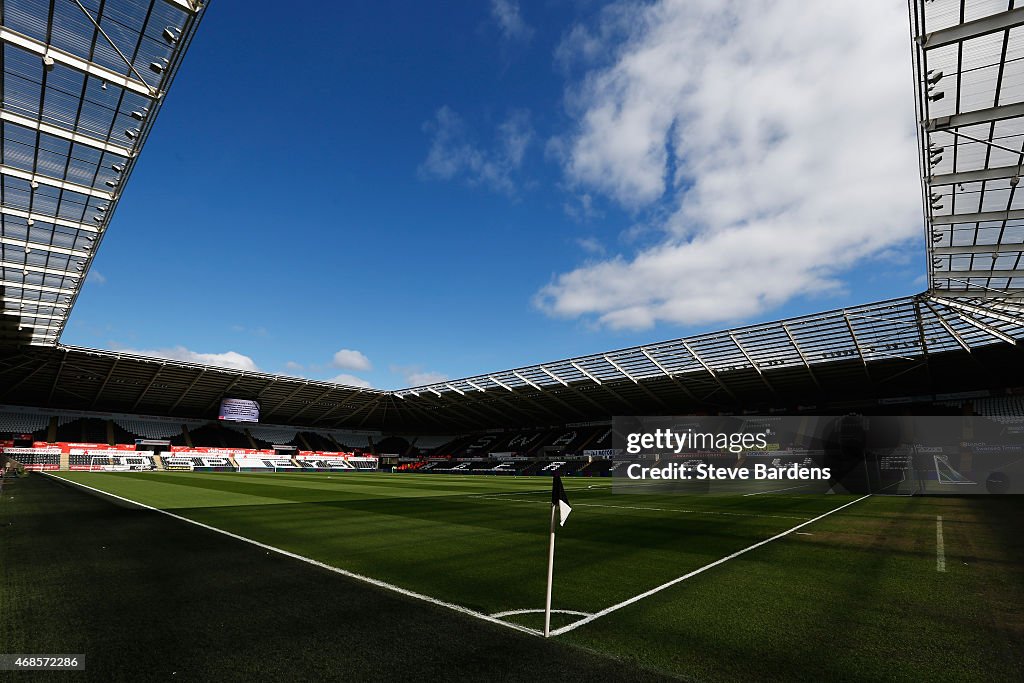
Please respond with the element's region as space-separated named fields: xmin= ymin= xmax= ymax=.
xmin=0 ymin=0 xmax=205 ymax=346
xmin=914 ymin=0 xmax=1024 ymax=298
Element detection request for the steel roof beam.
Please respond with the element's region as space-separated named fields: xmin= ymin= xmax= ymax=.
xmin=89 ymin=358 xmax=121 ymax=408
xmin=0 ymin=110 xmax=133 ymax=158
xmin=638 ymin=347 xmax=702 ymax=403
xmin=931 ymin=289 xmax=1024 ymax=298
xmin=279 ymin=384 xmax=333 ymax=422
xmin=933 ymin=269 xmax=1024 ymax=278
xmin=780 ymin=322 xmax=822 ymax=390
xmin=0 ymin=236 xmax=91 ymax=258
xmin=931 ymin=297 xmax=1024 ymax=328
xmin=1 ymin=310 xmax=64 ymax=321
xmin=0 ymin=261 xmax=87 ymax=279
xmin=0 ymin=207 xmax=101 ymax=234
xmin=930 ymin=209 xmax=1024 ymax=225
xmin=933 ymin=244 xmax=1024 ymax=255
xmin=486 ymin=375 xmax=515 ymax=392
xmin=0 ymin=357 xmax=54 ymax=401
xmin=0 ymin=164 xmax=113 ymax=200
xmin=0 ymin=27 xmax=158 ymax=99
xmin=0 ymin=279 xmax=77 ymax=295
xmin=511 ymin=371 xmax=542 ymax=391
xmin=945 ymin=308 xmax=1017 ymax=345
xmin=538 ymin=367 xmax=567 ymax=386
xmin=265 ymin=382 xmax=312 ymax=417
xmin=569 ymin=361 xmax=603 ymax=385
xmin=680 ymin=341 xmax=738 ymax=401
xmin=130 ymin=365 xmax=166 ymax=411
xmin=930 ymin=164 xmax=1023 ymax=186
xmin=925 ymin=103 xmax=1024 ymax=132
xmin=1 ymin=298 xmax=67 ymax=309
xmin=918 ymin=7 xmax=1024 ymax=49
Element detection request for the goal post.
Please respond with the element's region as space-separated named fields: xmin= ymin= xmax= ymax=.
xmin=88 ymin=455 xmax=129 ymax=472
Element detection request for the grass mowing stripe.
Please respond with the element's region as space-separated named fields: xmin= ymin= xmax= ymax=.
xmin=551 ymin=493 xmax=872 ymax=636
xmin=45 ymin=472 xmax=544 ymax=638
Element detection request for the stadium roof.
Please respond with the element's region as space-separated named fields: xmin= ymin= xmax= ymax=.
xmin=1 ymin=294 xmax=1022 ymax=431
xmin=0 ymin=0 xmax=204 ymax=346
xmin=0 ymin=0 xmax=1023 ymax=433
xmin=912 ymin=0 xmax=1024 ymax=298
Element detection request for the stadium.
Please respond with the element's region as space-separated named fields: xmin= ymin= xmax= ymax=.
xmin=1 ymin=0 xmax=1023 ymax=680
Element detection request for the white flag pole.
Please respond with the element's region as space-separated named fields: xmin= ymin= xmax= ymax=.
xmin=543 ymin=501 xmax=557 ymax=638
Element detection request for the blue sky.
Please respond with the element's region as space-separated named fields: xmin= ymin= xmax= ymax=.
xmin=63 ymin=0 xmax=926 ymax=390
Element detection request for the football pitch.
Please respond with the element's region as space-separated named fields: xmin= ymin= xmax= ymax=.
xmin=4 ymin=471 xmax=1023 ymax=681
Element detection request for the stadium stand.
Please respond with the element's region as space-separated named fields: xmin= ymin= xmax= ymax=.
xmin=332 ymin=432 xmax=373 ymax=450
xmin=374 ymin=435 xmax=410 ymax=455
xmin=0 ymin=411 xmax=49 ymax=435
xmin=113 ymin=418 xmax=190 ymax=440
xmin=243 ymin=425 xmax=300 ymax=446
xmin=1 ymin=447 xmax=60 ymax=470
xmin=296 ymin=431 xmax=338 ymax=451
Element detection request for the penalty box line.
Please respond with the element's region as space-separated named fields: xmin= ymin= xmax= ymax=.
xmin=44 ymin=473 xmax=544 ymax=638
xmin=551 ymin=493 xmax=873 ymax=637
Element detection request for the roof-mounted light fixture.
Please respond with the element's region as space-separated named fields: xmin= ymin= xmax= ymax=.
xmin=163 ymin=26 xmax=181 ymax=44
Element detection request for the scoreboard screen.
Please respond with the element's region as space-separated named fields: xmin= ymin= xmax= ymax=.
xmin=218 ymin=398 xmax=260 ymax=423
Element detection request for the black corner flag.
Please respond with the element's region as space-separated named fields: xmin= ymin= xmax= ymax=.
xmin=545 ymin=475 xmax=573 ymax=637
xmin=552 ymin=475 xmax=572 ymax=526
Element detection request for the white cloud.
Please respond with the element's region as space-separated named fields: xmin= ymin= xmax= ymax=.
xmin=332 ymin=348 xmax=372 ymax=371
xmin=86 ymin=270 xmax=106 ymax=285
xmin=420 ymin=106 xmax=533 ymax=195
xmin=392 ymin=364 xmax=449 ymax=387
xmin=116 ymin=346 xmax=259 ymax=372
xmin=576 ymin=236 xmax=605 ymax=255
xmin=328 ymin=373 xmax=374 ymax=389
xmin=284 ymin=360 xmax=304 ymax=372
xmin=406 ymin=371 xmax=449 ymax=386
xmin=491 ymin=0 xmax=533 ymax=42
xmin=539 ymin=0 xmax=921 ymax=330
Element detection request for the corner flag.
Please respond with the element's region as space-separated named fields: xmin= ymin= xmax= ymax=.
xmin=544 ymin=475 xmax=572 ymax=637
xmin=552 ymin=475 xmax=572 ymax=526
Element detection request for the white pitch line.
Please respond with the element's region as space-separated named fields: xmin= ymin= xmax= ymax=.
xmin=936 ymin=515 xmax=946 ymax=573
xmin=550 ymin=494 xmax=872 ymax=636
xmin=469 ymin=495 xmax=810 ymax=521
xmin=491 ymin=608 xmax=592 ymax=619
xmin=44 ymin=473 xmax=543 ymax=638
xmin=742 ymin=484 xmax=809 ymax=496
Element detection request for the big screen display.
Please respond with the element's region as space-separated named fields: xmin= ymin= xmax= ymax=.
xmin=218 ymin=398 xmax=260 ymax=422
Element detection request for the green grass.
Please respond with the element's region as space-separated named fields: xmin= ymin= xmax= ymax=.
xmin=4 ymin=471 xmax=1023 ymax=681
